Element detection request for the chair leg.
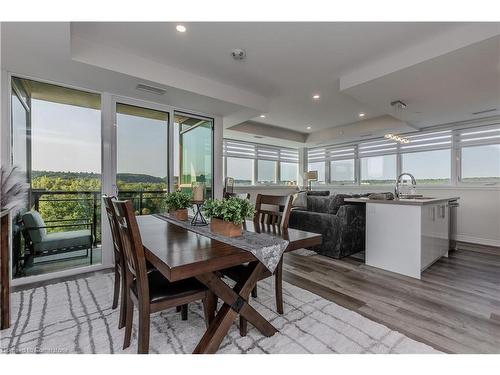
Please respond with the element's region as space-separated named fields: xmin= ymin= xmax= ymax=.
xmin=239 ymin=316 xmax=248 ymax=337
xmin=123 ymin=291 xmax=133 ymax=350
xmin=275 ymin=259 xmax=284 ymax=315
xmin=137 ymin=305 xmax=150 ymax=354
xmin=251 ymin=286 xmax=258 ymax=298
xmin=112 ymin=265 xmax=120 ymax=310
xmin=118 ymin=269 xmax=127 ymax=329
xmin=181 ymin=304 xmax=188 ymax=321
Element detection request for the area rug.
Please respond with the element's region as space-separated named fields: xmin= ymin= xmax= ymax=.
xmin=0 ymin=273 xmax=440 ymax=354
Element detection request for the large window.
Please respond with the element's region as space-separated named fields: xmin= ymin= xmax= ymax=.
xmin=280 ymin=162 xmax=298 ymax=185
xmin=330 ymin=159 xmax=355 ymax=185
xmin=116 ymin=103 xmax=169 ymax=215
xmin=307 ymin=162 xmax=326 ymax=184
xmin=402 ymin=149 xmax=451 ymax=184
xmin=11 ymin=77 xmax=102 ymax=278
xmin=223 ymin=139 xmax=299 ymax=186
xmin=257 ymin=160 xmax=277 ymax=184
xmin=461 ymin=145 xmax=500 ymax=183
xmin=458 ymin=126 xmax=500 ymax=184
xmin=360 ymin=155 xmax=397 ymax=185
xmin=227 ymin=157 xmax=254 ymax=185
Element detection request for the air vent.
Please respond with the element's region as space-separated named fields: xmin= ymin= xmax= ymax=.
xmin=472 ymin=108 xmax=497 ymax=115
xmin=136 ymin=84 xmax=166 ymax=95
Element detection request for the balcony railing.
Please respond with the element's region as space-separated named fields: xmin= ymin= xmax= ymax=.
xmin=30 ymin=189 xmax=169 ymax=245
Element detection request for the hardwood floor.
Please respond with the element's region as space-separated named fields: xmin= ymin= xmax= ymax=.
xmin=283 ymin=245 xmax=500 ymax=354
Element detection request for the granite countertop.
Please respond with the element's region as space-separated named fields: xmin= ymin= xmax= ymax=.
xmin=344 ymin=197 xmax=460 ymax=206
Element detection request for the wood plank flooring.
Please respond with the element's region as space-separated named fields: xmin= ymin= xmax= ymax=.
xmin=283 ymin=245 xmax=500 ymax=354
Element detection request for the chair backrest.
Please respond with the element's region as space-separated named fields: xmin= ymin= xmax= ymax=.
xmin=254 ymin=194 xmax=293 ymax=229
xmin=22 ymin=211 xmax=47 ymax=244
xmin=112 ymin=199 xmax=149 ymax=298
xmin=224 ymin=192 xmax=250 ymax=200
xmin=102 ymin=195 xmax=123 ymax=265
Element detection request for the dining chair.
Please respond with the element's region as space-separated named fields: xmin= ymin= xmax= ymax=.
xmin=102 ymin=195 xmax=127 ymax=329
xmin=112 ymin=199 xmax=216 ymax=354
xmin=222 ymin=193 xmax=293 ymax=336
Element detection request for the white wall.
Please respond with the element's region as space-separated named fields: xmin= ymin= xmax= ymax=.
xmin=235 ymin=184 xmax=500 ymax=248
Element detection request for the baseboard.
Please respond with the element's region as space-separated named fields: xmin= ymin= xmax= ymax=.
xmin=454 ymin=235 xmax=500 ymax=249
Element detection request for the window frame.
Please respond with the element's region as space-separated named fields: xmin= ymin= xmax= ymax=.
xmin=222 ymin=139 xmax=299 ymax=187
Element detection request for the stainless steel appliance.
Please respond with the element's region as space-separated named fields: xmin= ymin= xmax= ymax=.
xmin=448 ymin=199 xmax=459 ymax=251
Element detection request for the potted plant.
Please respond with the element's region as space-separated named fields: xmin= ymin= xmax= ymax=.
xmin=203 ymin=197 xmax=255 ymax=237
xmin=165 ymin=191 xmax=192 ymax=221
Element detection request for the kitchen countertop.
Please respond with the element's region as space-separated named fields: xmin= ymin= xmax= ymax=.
xmin=344 ymin=197 xmax=460 ymax=206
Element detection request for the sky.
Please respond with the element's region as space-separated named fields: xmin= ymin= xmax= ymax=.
xmin=25 ymin=99 xmax=500 ymax=181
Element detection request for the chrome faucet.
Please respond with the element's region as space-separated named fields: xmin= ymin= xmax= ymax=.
xmin=395 ymin=173 xmax=417 ymax=198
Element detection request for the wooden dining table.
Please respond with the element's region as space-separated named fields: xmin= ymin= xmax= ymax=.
xmin=136 ymin=214 xmax=322 ymax=354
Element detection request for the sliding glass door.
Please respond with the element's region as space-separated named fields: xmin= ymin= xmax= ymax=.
xmin=10 ymin=77 xmax=102 ymax=279
xmin=174 ymin=112 xmax=214 ymax=199
xmin=115 ymin=102 xmax=169 ymax=214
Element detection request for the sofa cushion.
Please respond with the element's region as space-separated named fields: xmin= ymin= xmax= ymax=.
xmin=33 ymin=230 xmax=92 ymax=253
xmin=307 ymin=190 xmax=330 ymax=196
xmin=22 ymin=211 xmax=47 ymax=243
xmin=306 ymin=196 xmax=330 ymax=213
xmin=328 ymin=194 xmax=353 ymax=215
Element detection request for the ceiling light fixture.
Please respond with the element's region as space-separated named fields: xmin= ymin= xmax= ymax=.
xmin=259 ymin=114 xmax=266 ymax=118
xmin=385 ymin=133 xmax=410 ymax=144
xmin=176 ymin=25 xmax=186 ymax=33
xmin=312 ymin=94 xmax=320 ymax=100
xmin=306 ymin=126 xmax=312 ymax=130
xmin=358 ymin=113 xmax=365 ymax=118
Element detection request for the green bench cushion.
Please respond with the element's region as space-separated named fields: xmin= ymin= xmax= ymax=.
xmin=22 ymin=211 xmax=47 ymax=243
xmin=33 ymin=230 xmax=92 ymax=253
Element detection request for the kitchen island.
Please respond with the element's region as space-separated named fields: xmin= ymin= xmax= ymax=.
xmin=345 ymin=197 xmax=459 ymax=279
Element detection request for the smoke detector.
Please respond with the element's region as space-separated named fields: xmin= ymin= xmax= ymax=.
xmin=390 ymin=100 xmax=408 ymax=110
xmin=231 ymin=48 xmax=246 ymax=60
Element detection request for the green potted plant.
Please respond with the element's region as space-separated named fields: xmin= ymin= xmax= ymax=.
xmin=203 ymin=197 xmax=255 ymax=237
xmin=165 ymin=191 xmax=192 ymax=221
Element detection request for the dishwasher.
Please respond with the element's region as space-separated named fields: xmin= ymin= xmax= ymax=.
xmin=448 ymin=199 xmax=459 ymax=251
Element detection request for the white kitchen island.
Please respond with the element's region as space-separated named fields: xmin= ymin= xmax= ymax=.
xmin=345 ymin=197 xmax=459 ymax=279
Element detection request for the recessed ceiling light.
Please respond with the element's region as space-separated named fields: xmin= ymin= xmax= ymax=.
xmin=176 ymin=25 xmax=186 ymax=33
xmin=306 ymin=126 xmax=312 ymax=130
xmin=259 ymin=114 xmax=266 ymax=118
xmin=359 ymin=113 xmax=365 ymax=118
xmin=312 ymin=94 xmax=320 ymax=100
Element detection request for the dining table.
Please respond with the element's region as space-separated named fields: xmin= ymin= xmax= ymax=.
xmin=136 ymin=214 xmax=322 ymax=354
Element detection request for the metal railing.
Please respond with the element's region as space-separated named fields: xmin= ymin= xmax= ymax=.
xmin=30 ymin=189 xmax=169 ymax=245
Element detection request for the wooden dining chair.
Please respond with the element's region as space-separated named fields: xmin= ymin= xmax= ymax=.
xmin=222 ymin=193 xmax=293 ymax=336
xmin=112 ymin=199 xmax=216 ymax=354
xmin=102 ymin=195 xmax=127 ymax=329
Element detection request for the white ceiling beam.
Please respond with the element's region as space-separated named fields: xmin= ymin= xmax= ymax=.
xmin=339 ymin=23 xmax=500 ymax=91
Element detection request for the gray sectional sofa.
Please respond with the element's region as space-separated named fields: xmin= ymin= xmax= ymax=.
xmin=289 ymin=191 xmax=366 ymax=259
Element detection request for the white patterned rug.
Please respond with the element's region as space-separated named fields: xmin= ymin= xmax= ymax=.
xmin=0 ymin=273 xmax=440 ymax=354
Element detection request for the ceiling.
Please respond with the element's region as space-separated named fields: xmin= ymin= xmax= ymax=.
xmin=72 ymin=22 xmax=472 ymax=133
xmin=3 ymin=22 xmax=500 ymax=147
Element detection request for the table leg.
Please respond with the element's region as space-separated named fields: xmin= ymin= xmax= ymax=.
xmin=193 ymin=262 xmax=278 ymax=354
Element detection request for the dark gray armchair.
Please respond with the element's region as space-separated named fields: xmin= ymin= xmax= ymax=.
xmin=289 ymin=194 xmax=365 ymax=258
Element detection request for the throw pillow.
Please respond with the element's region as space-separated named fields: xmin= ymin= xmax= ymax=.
xmin=292 ymin=191 xmax=307 ymax=209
